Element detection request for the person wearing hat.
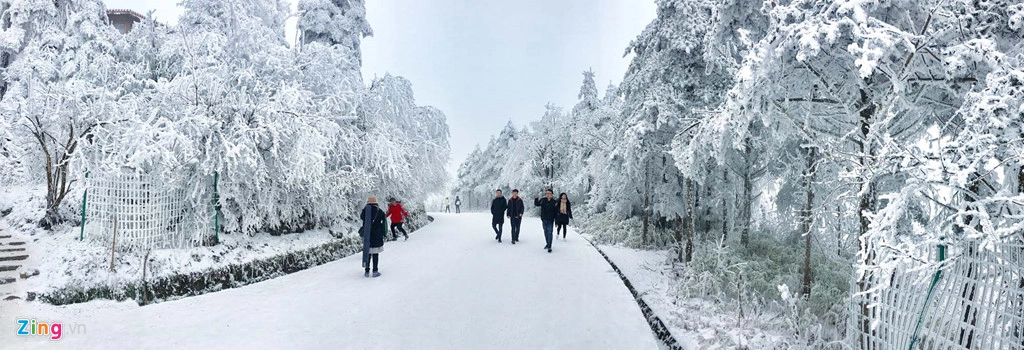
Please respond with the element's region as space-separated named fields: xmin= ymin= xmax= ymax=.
xmin=506 ymin=189 xmax=525 ymax=244
xmin=490 ymin=189 xmax=508 ymax=242
xmin=386 ymin=197 xmax=410 ymax=241
xmin=359 ymin=195 xmax=386 ymax=277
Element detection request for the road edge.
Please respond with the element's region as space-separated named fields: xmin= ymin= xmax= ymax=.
xmin=580 ymin=234 xmax=687 ymax=350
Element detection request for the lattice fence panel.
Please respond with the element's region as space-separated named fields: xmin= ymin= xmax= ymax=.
xmin=83 ymin=173 xmax=210 ymax=251
xmin=850 ymin=240 xmax=1024 ymax=350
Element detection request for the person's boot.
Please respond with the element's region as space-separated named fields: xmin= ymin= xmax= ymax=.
xmin=372 ymin=271 xmax=381 ymax=278
xmin=364 ymin=270 xmax=370 ymax=278
xmin=404 ymin=235 xmax=409 ymax=241
xmin=548 ymin=247 xmax=552 ymax=253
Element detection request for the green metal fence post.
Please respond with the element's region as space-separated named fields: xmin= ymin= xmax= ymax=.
xmin=908 ymin=242 xmax=946 ymax=349
xmin=79 ymin=171 xmax=89 ymax=241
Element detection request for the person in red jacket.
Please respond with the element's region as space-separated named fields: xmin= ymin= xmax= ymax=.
xmin=386 ymin=198 xmax=410 ymax=241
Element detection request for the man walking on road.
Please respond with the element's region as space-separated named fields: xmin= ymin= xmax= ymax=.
xmin=534 ymin=189 xmax=558 ymax=253
xmin=444 ymin=197 xmax=451 ymax=213
xmin=506 ymin=189 xmax=525 ymax=244
xmin=455 ymin=195 xmax=461 ymax=213
xmin=491 ymin=189 xmax=508 ymax=242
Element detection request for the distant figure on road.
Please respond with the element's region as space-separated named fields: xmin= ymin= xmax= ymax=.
xmin=534 ymin=189 xmax=558 ymax=253
xmin=507 ymin=189 xmax=525 ymax=244
xmin=387 ymin=198 xmax=410 ymax=241
xmin=555 ymin=193 xmax=573 ymax=240
xmin=444 ymin=197 xmax=451 ymax=213
xmin=360 ymin=195 xmax=386 ymax=278
xmin=455 ymin=196 xmax=462 ymax=213
xmin=491 ymin=189 xmax=508 ymax=243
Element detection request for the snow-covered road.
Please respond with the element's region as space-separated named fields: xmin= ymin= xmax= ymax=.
xmin=1 ymin=213 xmax=660 ymax=349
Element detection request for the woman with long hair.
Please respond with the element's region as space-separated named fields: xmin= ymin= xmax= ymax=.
xmin=360 ymin=196 xmax=386 ymax=278
xmin=554 ymin=192 xmax=573 ymax=240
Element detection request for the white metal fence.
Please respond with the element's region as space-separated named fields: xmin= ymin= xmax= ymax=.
xmin=850 ymin=240 xmax=1024 ymax=350
xmin=82 ymin=173 xmax=210 ymax=251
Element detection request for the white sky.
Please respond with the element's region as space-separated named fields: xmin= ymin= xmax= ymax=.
xmin=102 ymin=0 xmax=657 ymax=174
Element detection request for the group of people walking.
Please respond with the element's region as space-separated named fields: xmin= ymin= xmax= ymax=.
xmin=359 ymin=196 xmax=410 ymax=278
xmin=490 ymin=189 xmax=573 ymax=253
xmin=358 ymin=189 xmax=574 ymax=278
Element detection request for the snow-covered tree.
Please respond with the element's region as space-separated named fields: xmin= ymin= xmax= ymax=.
xmin=359 ymin=74 xmax=451 ymax=202
xmin=297 ymin=0 xmax=372 ymax=64
xmin=616 ymin=0 xmax=730 ymax=251
xmin=0 ymin=0 xmax=119 ymax=227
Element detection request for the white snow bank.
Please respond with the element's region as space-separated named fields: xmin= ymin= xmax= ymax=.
xmin=597 ymin=243 xmax=796 ymax=349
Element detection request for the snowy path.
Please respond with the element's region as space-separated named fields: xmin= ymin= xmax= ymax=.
xmin=1 ymin=213 xmax=659 ymax=349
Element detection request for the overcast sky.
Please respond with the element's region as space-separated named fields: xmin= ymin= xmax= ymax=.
xmin=102 ymin=0 xmax=656 ymax=175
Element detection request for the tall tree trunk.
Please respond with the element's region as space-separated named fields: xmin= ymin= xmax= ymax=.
xmin=694 ymin=182 xmax=701 ymax=239
xmin=0 ymin=2 xmax=11 ymax=101
xmin=740 ymin=166 xmax=751 ymax=247
xmin=740 ymin=137 xmax=754 ymax=247
xmin=721 ymin=168 xmax=728 ymax=246
xmin=703 ymin=174 xmax=712 ymax=233
xmin=675 ymin=214 xmax=683 ymax=262
xmin=30 ymin=118 xmax=88 ymax=229
xmin=642 ymin=161 xmax=650 ymax=246
xmin=801 ymin=147 xmax=816 ymax=297
xmin=0 ymin=52 xmax=9 ymax=100
xmin=837 ymin=205 xmax=843 ymax=256
xmin=855 ymin=88 xmax=878 ymax=348
xmin=1018 ymin=164 xmax=1024 ymax=194
xmin=685 ymin=179 xmax=694 ymax=262
xmin=857 ymin=183 xmax=877 ymax=345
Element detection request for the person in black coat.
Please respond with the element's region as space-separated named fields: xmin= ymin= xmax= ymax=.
xmin=359 ymin=195 xmax=386 ymax=278
xmin=555 ymin=192 xmax=574 ymax=240
xmin=534 ymin=189 xmax=558 ymax=252
xmin=490 ymin=189 xmax=508 ymax=242
xmin=506 ymin=189 xmax=525 ymax=244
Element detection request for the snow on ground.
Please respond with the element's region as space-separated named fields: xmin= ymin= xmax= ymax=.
xmin=0 ymin=185 xmax=360 ymax=302
xmin=596 ymin=243 xmax=794 ymax=349
xmin=1 ymin=213 xmax=660 ymax=349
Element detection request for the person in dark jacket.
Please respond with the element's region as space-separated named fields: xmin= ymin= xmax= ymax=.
xmin=386 ymin=198 xmax=410 ymax=241
xmin=360 ymin=195 xmax=386 ymax=278
xmin=455 ymin=195 xmax=461 ymax=213
xmin=506 ymin=189 xmax=525 ymax=244
xmin=534 ymin=189 xmax=557 ymax=252
xmin=490 ymin=189 xmax=508 ymax=242
xmin=555 ymin=192 xmax=573 ymax=240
